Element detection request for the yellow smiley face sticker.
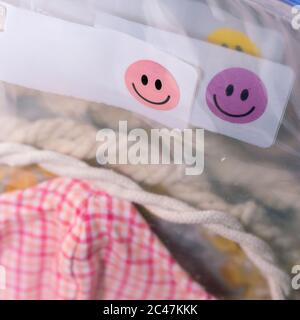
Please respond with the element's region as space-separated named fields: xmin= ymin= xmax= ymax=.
xmin=207 ymin=28 xmax=260 ymax=57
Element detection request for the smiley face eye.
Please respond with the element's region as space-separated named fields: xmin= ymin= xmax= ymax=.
xmin=241 ymin=89 xmax=249 ymax=101
xmin=236 ymin=45 xmax=243 ymax=52
xmin=226 ymin=84 xmax=234 ymax=96
xmin=141 ymin=75 xmax=148 ymax=86
xmin=155 ymin=79 xmax=162 ymax=90
xmin=221 ymin=43 xmax=228 ymax=48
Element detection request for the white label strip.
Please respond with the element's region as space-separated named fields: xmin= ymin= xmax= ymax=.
xmin=95 ymin=11 xmax=295 ymax=148
xmin=95 ymin=0 xmax=284 ymax=62
xmin=0 ymin=3 xmax=201 ymax=129
xmin=0 ymin=3 xmax=5 ymax=31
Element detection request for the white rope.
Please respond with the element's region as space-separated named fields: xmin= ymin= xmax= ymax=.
xmin=2 ymin=115 xmax=299 ymax=213
xmin=0 ymin=142 xmax=290 ymax=300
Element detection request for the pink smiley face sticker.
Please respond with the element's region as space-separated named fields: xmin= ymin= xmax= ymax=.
xmin=125 ymin=60 xmax=180 ymax=111
xmin=206 ymin=68 xmax=268 ymax=124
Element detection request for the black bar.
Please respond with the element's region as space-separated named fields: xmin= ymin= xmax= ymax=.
xmin=0 ymin=300 xmax=297 ymax=319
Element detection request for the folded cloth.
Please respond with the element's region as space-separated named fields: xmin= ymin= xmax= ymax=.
xmin=0 ymin=177 xmax=213 ymax=300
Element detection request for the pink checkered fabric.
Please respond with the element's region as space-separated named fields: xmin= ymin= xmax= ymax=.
xmin=0 ymin=178 xmax=213 ymax=300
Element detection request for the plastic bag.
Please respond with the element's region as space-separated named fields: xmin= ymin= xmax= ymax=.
xmin=0 ymin=0 xmax=299 ymax=299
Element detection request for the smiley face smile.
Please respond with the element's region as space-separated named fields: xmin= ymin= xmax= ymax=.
xmin=213 ymin=94 xmax=256 ymax=118
xmin=132 ymin=83 xmax=171 ymax=105
xmin=206 ymin=68 xmax=268 ymax=124
xmin=125 ymin=60 xmax=180 ymax=111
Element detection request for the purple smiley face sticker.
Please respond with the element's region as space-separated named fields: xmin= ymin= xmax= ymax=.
xmin=206 ymin=68 xmax=268 ymax=124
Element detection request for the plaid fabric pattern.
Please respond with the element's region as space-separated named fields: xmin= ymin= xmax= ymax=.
xmin=0 ymin=178 xmax=213 ymax=300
